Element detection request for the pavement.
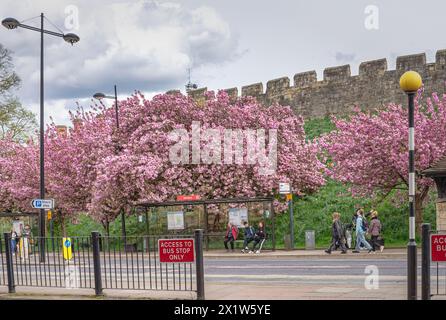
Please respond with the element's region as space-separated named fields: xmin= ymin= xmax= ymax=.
xmin=203 ymin=248 xmax=410 ymax=259
xmin=1 ymin=248 xmax=445 ymax=300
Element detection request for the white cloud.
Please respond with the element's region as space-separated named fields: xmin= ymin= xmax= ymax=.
xmin=0 ymin=0 xmax=238 ymax=123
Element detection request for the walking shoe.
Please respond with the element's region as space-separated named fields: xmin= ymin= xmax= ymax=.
xmin=380 ymin=246 xmax=384 ymax=252
xmin=368 ymin=249 xmax=373 ymax=254
xmin=249 ymin=251 xmax=254 ymax=254
xmin=341 ymin=251 xmax=347 ymax=254
xmin=255 ymin=250 xmax=260 ymax=254
xmin=241 ymin=249 xmax=245 ymax=253
xmin=352 ymin=250 xmax=360 ymax=253
xmin=324 ymin=250 xmax=331 ymax=254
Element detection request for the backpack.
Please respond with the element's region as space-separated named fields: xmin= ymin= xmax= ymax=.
xmin=361 ymin=218 xmax=368 ymax=232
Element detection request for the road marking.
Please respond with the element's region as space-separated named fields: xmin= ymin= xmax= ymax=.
xmin=316 ymin=287 xmax=356 ymax=293
xmin=205 ymin=274 xmax=446 ymax=280
xmin=209 ymin=265 xmax=352 ymax=269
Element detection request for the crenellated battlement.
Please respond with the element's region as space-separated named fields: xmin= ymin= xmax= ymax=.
xmin=179 ymin=50 xmax=446 ymax=118
xmin=359 ymin=59 xmax=387 ymax=77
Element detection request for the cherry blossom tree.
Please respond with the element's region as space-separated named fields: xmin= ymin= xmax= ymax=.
xmin=83 ymin=90 xmax=326 ymax=223
xmin=320 ymin=90 xmax=446 ymax=231
xmin=0 ymin=90 xmax=326 ymax=231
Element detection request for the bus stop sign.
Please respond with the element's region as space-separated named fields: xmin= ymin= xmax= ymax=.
xmin=158 ymin=239 xmax=195 ymax=263
xmin=431 ymin=234 xmax=446 ymax=262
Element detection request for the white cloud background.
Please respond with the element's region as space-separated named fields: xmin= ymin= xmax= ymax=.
xmin=1 ymin=0 xmax=446 ymax=126
xmin=0 ymin=0 xmax=238 ymax=125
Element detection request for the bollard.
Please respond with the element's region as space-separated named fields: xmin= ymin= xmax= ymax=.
xmin=91 ymin=231 xmax=103 ymax=296
xmin=421 ymin=223 xmax=431 ymax=300
xmin=3 ymin=233 xmax=15 ymax=293
xmin=194 ymin=229 xmax=205 ymax=300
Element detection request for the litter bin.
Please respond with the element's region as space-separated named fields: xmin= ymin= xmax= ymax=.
xmin=283 ymin=234 xmax=292 ymax=251
xmin=305 ymin=230 xmax=315 ymax=250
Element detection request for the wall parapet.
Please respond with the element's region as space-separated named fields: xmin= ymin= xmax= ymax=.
xmin=181 ymin=49 xmax=446 ymax=118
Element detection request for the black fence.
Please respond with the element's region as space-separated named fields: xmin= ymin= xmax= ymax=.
xmin=0 ymin=237 xmax=6 ymax=287
xmin=0 ymin=231 xmax=204 ymax=299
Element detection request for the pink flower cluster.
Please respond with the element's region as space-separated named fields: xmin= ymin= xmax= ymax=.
xmin=320 ymin=90 xmax=446 ymax=199
xmin=0 ymin=91 xmax=325 ymax=224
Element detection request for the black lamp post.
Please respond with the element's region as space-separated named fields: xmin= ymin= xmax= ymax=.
xmin=2 ymin=14 xmax=79 ymax=263
xmin=400 ymin=70 xmax=423 ymax=300
xmin=93 ymin=85 xmax=126 ymax=246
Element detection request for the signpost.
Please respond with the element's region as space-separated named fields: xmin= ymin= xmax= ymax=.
xmin=177 ymin=195 xmax=201 ymax=201
xmin=31 ymin=199 xmax=54 ymax=210
xmin=279 ymin=182 xmax=294 ymax=250
xmin=431 ymin=234 xmax=446 ymax=262
xmin=63 ymin=237 xmax=73 ymax=260
xmin=279 ymin=183 xmax=291 ymax=195
xmin=158 ymin=239 xmax=195 ymax=263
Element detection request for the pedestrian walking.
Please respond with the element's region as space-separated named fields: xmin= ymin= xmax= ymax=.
xmin=241 ymin=221 xmax=255 ymax=253
xmin=368 ymin=210 xmax=384 ymax=253
xmin=250 ymin=221 xmax=266 ymax=254
xmin=20 ymin=224 xmax=32 ymax=260
xmin=352 ymin=210 xmax=373 ymax=253
xmin=10 ymin=229 xmax=18 ymax=256
xmin=325 ymin=212 xmax=347 ymax=254
xmin=346 ymin=209 xmax=360 ymax=249
xmin=224 ymin=222 xmax=238 ymax=252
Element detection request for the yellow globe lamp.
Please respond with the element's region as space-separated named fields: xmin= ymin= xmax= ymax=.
xmin=400 ymin=71 xmax=423 ymax=93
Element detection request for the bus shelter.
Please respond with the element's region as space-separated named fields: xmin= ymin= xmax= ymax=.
xmin=135 ymin=196 xmax=276 ymax=251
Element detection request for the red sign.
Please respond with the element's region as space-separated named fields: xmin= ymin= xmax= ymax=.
xmin=158 ymin=239 xmax=195 ymax=263
xmin=431 ymin=234 xmax=446 ymax=262
xmin=177 ymin=195 xmax=201 ymax=201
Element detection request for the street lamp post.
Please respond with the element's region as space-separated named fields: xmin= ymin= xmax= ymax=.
xmin=400 ymin=70 xmax=423 ymax=300
xmin=93 ymin=85 xmax=127 ymax=247
xmin=2 ymin=14 xmax=79 ymax=263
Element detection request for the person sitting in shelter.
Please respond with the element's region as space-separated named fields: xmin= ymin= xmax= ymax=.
xmin=224 ymin=222 xmax=238 ymax=252
xmin=241 ymin=221 xmax=255 ymax=253
xmin=250 ymin=221 xmax=266 ymax=254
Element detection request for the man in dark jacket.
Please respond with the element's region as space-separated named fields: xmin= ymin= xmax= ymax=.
xmin=250 ymin=222 xmax=266 ymax=254
xmin=325 ymin=212 xmax=347 ymax=254
xmin=241 ymin=221 xmax=255 ymax=253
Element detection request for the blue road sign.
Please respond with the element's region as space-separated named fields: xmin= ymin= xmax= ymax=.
xmin=31 ymin=199 xmax=54 ymax=209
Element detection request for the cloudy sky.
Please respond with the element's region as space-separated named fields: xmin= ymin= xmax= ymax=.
xmin=1 ymin=0 xmax=446 ymax=125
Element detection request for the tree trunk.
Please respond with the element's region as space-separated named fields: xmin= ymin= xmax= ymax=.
xmin=106 ymin=221 xmax=110 ymax=237
xmin=61 ymin=216 xmax=66 ymax=238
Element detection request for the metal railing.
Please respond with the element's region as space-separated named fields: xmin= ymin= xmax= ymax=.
xmin=0 ymin=230 xmax=205 ymax=299
xmin=0 ymin=237 xmax=6 ymax=286
xmin=97 ymin=234 xmax=196 ymax=291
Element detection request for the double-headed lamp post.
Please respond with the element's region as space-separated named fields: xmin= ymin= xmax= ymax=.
xmin=93 ymin=86 xmax=127 ymax=246
xmin=399 ymin=70 xmax=423 ymax=300
xmin=2 ymin=14 xmax=79 ymax=263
